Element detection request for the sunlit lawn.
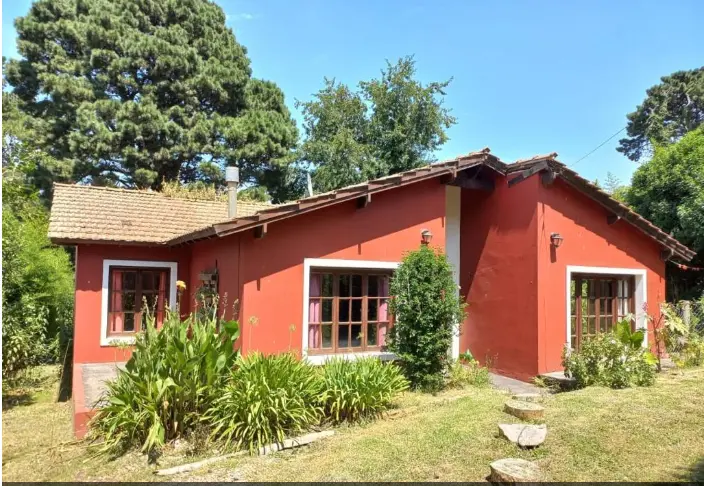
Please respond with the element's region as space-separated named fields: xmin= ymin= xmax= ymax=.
xmin=3 ymin=365 xmax=703 ymax=482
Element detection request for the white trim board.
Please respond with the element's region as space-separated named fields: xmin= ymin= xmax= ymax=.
xmin=445 ymin=185 xmax=461 ymax=359
xmin=564 ymin=265 xmax=648 ymax=349
xmin=101 ymin=259 xmax=178 ymax=346
xmin=301 ymin=258 xmax=400 ymax=360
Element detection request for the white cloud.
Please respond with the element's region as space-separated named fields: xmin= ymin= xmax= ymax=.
xmin=227 ymin=12 xmax=256 ymax=22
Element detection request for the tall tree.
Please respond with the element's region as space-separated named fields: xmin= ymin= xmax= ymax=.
xmin=297 ymin=57 xmax=456 ymax=193
xmin=617 ymin=67 xmax=704 ymax=161
xmin=626 ymin=127 xmax=704 ymax=299
xmin=4 ymin=0 xmax=298 ymax=190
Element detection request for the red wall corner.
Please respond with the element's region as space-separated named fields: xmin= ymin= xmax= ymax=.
xmin=459 ymin=175 xmax=540 ymax=380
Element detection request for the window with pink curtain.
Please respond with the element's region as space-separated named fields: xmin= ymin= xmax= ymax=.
xmin=307 ymin=271 xmax=392 ymax=354
xmin=108 ymin=267 xmax=169 ymax=336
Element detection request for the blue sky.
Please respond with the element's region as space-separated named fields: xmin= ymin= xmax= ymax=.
xmin=3 ymin=0 xmax=703 ymax=184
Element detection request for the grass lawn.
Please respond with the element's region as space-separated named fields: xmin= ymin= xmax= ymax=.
xmin=2 ymin=365 xmax=704 ymax=482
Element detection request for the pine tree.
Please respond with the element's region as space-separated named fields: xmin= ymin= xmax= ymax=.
xmin=5 ymin=0 xmax=298 ymax=190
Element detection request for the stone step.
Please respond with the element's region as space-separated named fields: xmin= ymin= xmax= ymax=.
xmin=511 ymin=393 xmax=543 ymax=402
xmin=504 ymin=400 xmax=545 ymax=421
xmin=498 ymin=423 xmax=547 ymax=448
xmin=489 ymin=458 xmax=542 ymax=483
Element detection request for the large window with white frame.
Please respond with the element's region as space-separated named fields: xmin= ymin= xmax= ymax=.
xmin=307 ymin=270 xmax=392 ymax=355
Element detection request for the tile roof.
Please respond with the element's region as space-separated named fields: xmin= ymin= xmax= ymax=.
xmin=48 ymin=184 xmax=273 ymax=245
xmin=47 ymin=149 xmax=696 ymax=262
xmin=167 ymin=149 xmax=495 ymax=245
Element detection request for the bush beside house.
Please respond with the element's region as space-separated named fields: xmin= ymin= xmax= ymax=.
xmin=387 ymin=245 xmax=466 ymax=391
xmin=90 ymin=304 xmax=410 ymax=455
xmin=562 ymin=319 xmax=657 ymax=389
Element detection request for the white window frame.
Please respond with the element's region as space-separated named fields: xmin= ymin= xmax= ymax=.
xmin=565 ymin=265 xmax=648 ymax=350
xmin=101 ymin=259 xmax=178 ymax=346
xmin=302 ymin=258 xmax=399 ymax=364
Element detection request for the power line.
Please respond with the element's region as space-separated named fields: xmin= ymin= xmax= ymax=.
xmin=569 ymin=127 xmax=627 ymax=167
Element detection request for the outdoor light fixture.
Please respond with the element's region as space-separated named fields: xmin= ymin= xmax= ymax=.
xmin=550 ymin=232 xmax=564 ymax=248
xmin=421 ymin=229 xmax=433 ymax=245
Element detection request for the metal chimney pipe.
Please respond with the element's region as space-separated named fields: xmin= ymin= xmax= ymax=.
xmin=225 ymin=166 xmax=239 ymax=219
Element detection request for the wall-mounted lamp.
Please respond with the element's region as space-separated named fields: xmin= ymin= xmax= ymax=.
xmin=550 ymin=232 xmax=564 ymax=248
xmin=420 ymin=229 xmax=433 ymax=245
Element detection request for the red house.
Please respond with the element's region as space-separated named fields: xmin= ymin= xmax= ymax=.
xmin=48 ymin=149 xmax=694 ymax=437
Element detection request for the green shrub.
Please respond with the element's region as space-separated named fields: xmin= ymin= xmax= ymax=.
xmin=562 ymin=331 xmax=656 ymax=389
xmin=320 ymin=357 xmax=409 ymax=422
xmin=660 ymin=300 xmax=704 ymax=368
xmin=388 ymin=245 xmax=466 ymax=391
xmin=204 ymin=353 xmax=323 ymax=452
xmin=446 ymin=359 xmax=490 ymax=389
xmin=2 ymin=173 xmax=74 ymax=379
xmin=90 ymin=306 xmax=240 ymax=455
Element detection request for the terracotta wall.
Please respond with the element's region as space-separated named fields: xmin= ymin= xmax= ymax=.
xmin=459 ymin=175 xmax=540 ymax=380
xmin=73 ymin=244 xmax=191 ymax=364
xmin=190 ymin=179 xmax=449 ymax=356
xmin=536 ymin=179 xmax=666 ymax=373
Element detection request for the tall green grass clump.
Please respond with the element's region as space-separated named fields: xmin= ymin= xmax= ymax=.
xmin=320 ymin=357 xmax=409 ymax=422
xmin=90 ymin=306 xmax=240 ymax=455
xmin=204 ymin=353 xmax=323 ymax=452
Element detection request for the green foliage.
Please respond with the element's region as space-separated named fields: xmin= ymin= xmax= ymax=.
xmin=5 ymin=0 xmax=298 ymax=190
xmin=562 ymin=331 xmax=656 ymax=389
xmin=298 ymin=56 xmax=456 ymax=193
xmin=660 ymin=301 xmax=704 ymax=368
xmin=613 ymin=318 xmax=646 ymax=349
xmin=387 ymin=245 xmax=466 ymax=391
xmin=319 ymin=358 xmax=408 ymax=423
xmin=618 ymin=67 xmax=704 ymax=162
xmin=204 ymin=353 xmax=323 ymax=452
xmin=626 ymin=127 xmax=704 ymax=299
xmin=89 ymin=306 xmax=240 ymax=455
xmin=446 ymin=359 xmax=490 ymax=389
xmin=2 ymin=170 xmax=74 ymax=379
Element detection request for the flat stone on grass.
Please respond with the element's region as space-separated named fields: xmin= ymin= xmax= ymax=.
xmin=504 ymin=400 xmax=544 ymax=421
xmin=511 ymin=393 xmax=542 ymax=402
xmin=489 ymin=458 xmax=542 ymax=483
xmin=498 ymin=423 xmax=547 ymax=448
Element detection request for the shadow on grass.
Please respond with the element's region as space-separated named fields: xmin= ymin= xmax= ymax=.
xmin=682 ymin=457 xmax=704 ymax=482
xmin=2 ymin=389 xmax=36 ymax=410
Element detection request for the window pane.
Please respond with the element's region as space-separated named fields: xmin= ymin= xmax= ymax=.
xmin=124 ymin=313 xmax=135 ymax=332
xmin=368 ymin=275 xmax=379 ymax=297
xmin=122 ymin=292 xmax=136 ymax=311
xmin=322 ymin=299 xmax=333 ymax=322
xmin=351 ymin=299 xmax=362 ymax=322
xmin=123 ymin=271 xmax=136 ymax=290
xmin=321 ymin=274 xmax=333 ymax=297
xmin=322 ymin=325 xmax=333 ymax=348
xmin=368 ymin=299 xmax=378 ymax=321
xmin=142 ymin=272 xmax=154 ymax=291
xmin=338 ymin=324 xmax=350 ymax=348
xmin=570 ymin=316 xmax=576 ymax=337
xmin=368 ymin=323 xmax=378 ymax=346
xmin=351 ymin=275 xmax=362 ymax=297
xmin=339 ymin=275 xmax=350 ymax=297
xmin=339 ymin=299 xmax=350 ymax=322
xmin=351 ymin=324 xmax=362 ymax=347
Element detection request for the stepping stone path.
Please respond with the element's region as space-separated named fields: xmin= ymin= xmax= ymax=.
xmin=489 ymin=458 xmax=542 ymax=483
xmin=498 ymin=423 xmax=547 ymax=448
xmin=504 ymin=400 xmax=545 ymax=421
xmin=489 ymin=389 xmax=549 ymax=480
